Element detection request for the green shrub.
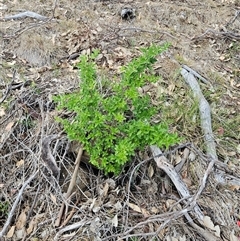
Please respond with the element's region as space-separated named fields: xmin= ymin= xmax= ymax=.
xmin=54 ymin=44 xmax=180 ymax=175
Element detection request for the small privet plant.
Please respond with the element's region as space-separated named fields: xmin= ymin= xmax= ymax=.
xmin=54 ymin=44 xmax=180 ymax=175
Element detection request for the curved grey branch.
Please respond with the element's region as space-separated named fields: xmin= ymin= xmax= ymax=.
xmin=41 ymin=135 xmax=60 ymax=179
xmin=1 ymin=11 xmax=48 ymax=21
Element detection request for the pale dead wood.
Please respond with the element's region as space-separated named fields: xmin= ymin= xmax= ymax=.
xmin=0 ymin=11 xmax=48 ymax=21
xmin=181 ymin=68 xmax=240 ymax=187
xmin=150 ymin=145 xmax=204 ymax=221
xmin=54 ymin=219 xmax=91 ymax=241
xmin=181 ymin=68 xmax=216 ymax=158
xmin=182 ymin=65 xmax=210 ymax=85
xmin=150 ymin=146 xmax=221 ymax=241
xmin=55 ymin=146 xmax=83 ymax=227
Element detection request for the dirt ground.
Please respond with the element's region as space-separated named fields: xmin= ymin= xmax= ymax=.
xmin=0 ymin=0 xmax=240 ymax=240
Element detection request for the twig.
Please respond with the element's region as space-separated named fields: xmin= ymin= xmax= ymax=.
xmin=105 ymin=208 xmax=191 ymax=241
xmin=60 ymin=200 xmax=78 ymax=227
xmin=192 ymin=29 xmax=240 ymax=41
xmin=191 ymin=156 xmax=216 ymax=204
xmin=124 ymin=158 xmax=150 ymax=229
xmin=150 ymin=145 xmax=220 ymax=241
xmin=0 ymin=70 xmax=16 ymax=104
xmin=174 ymin=147 xmax=189 ymax=173
xmin=226 ymin=10 xmax=240 ymax=28
xmin=183 ymin=212 xmax=221 ymax=241
xmin=26 ymin=184 xmax=41 ymax=222
xmin=102 ymin=24 xmax=178 ymax=41
xmin=182 ymin=65 xmax=210 ymax=85
xmin=0 ymin=171 xmax=38 ymax=238
xmin=120 ymin=27 xmax=178 ymax=40
xmin=54 ymin=219 xmax=91 ymax=241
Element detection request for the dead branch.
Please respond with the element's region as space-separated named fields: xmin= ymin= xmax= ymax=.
xmin=0 ymin=171 xmax=38 ymax=238
xmin=181 ymin=68 xmax=216 ymax=159
xmin=54 ymin=219 xmax=91 ymax=241
xmin=55 ymin=146 xmax=83 ymax=227
xmin=150 ymin=146 xmax=221 ymax=241
xmin=102 ymin=24 xmax=178 ymax=41
xmin=150 ymin=145 xmax=204 ymax=221
xmin=0 ymin=11 xmax=49 ymax=21
xmin=182 ymin=65 xmax=210 ymax=85
xmin=41 ymin=135 xmax=60 ymax=179
xmin=226 ymin=10 xmax=240 ymax=28
xmin=181 ymin=69 xmax=240 ymax=187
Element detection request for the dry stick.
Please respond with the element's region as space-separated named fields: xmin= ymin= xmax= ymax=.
xmin=226 ymin=10 xmax=240 ymax=28
xmin=181 ymin=68 xmax=217 ymax=184
xmin=181 ymin=69 xmax=222 ymax=239
xmin=41 ymin=135 xmax=61 ymax=179
xmin=111 ymin=208 xmax=191 ymax=241
xmin=150 ymin=145 xmax=204 ymax=221
xmin=181 ymin=68 xmax=216 ymax=158
xmin=0 ymin=171 xmax=38 ymax=238
xmin=181 ymin=69 xmax=240 ymax=186
xmin=55 ymin=146 xmax=83 ymax=227
xmin=192 ymin=29 xmax=240 ymax=40
xmin=190 ymin=144 xmax=240 ymax=181
xmin=150 ymin=146 xmax=221 ymax=241
xmin=0 ymin=11 xmax=49 ymax=21
xmin=123 ymin=143 xmax=191 ymax=229
xmin=182 ymin=65 xmax=210 ymax=85
xmin=181 ymin=68 xmax=217 ymax=191
xmin=1 ymin=0 xmax=58 ymax=21
xmin=54 ymin=219 xmax=91 ymax=241
xmin=0 ymin=70 xmax=16 ymax=104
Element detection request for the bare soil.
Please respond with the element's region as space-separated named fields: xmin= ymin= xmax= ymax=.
xmin=0 ymin=0 xmax=240 ymax=240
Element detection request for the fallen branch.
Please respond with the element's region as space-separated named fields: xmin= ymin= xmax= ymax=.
xmin=150 ymin=146 xmax=221 ymax=241
xmin=55 ymin=146 xmax=83 ymax=227
xmin=41 ymin=135 xmax=61 ymax=179
xmin=1 ymin=11 xmax=49 ymax=21
xmin=54 ymin=219 xmax=91 ymax=241
xmin=182 ymin=65 xmax=210 ymax=85
xmin=225 ymin=10 xmax=240 ymax=28
xmin=181 ymin=69 xmax=240 ymax=188
xmin=150 ymin=145 xmax=204 ymax=221
xmin=181 ymin=68 xmax=216 ymax=159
